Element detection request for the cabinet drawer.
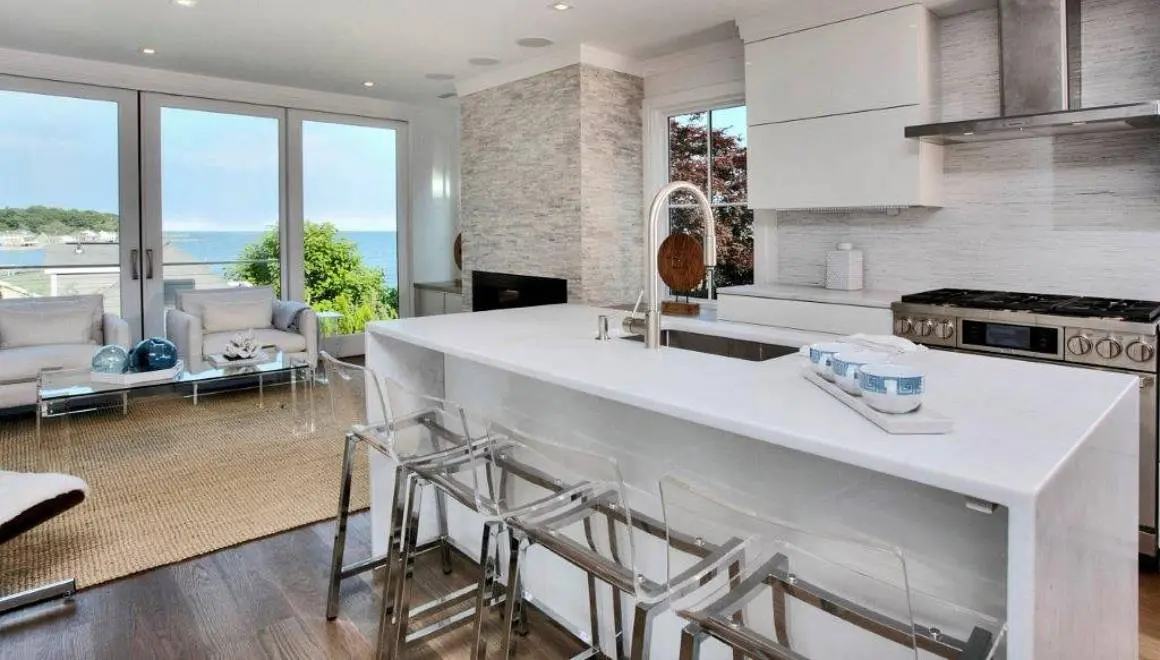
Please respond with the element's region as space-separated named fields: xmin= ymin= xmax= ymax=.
xmin=746 ymin=5 xmax=934 ymax=125
xmin=748 ymin=105 xmax=942 ymax=209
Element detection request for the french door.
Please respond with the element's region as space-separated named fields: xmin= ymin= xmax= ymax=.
xmin=0 ymin=76 xmax=141 ymax=333
xmin=140 ymin=94 xmax=287 ymax=339
xmin=0 ymin=78 xmax=408 ymax=347
xmin=287 ymin=110 xmax=408 ymax=357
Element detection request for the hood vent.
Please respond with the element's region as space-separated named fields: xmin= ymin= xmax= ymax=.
xmin=906 ymin=0 xmax=1160 ymax=144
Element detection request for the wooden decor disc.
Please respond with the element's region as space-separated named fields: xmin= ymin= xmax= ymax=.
xmin=658 ymin=233 xmax=705 ymax=293
xmin=453 ymin=233 xmax=463 ymax=271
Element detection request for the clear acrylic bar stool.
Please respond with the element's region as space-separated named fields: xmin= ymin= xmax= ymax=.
xmin=658 ymin=474 xmax=1008 ymax=660
xmin=320 ymin=352 xmax=470 ymax=622
xmin=468 ymin=418 xmax=674 ymax=660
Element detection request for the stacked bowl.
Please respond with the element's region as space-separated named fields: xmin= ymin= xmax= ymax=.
xmin=807 ymin=342 xmax=924 ymax=414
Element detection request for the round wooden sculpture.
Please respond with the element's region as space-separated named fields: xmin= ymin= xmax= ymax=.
xmin=657 ymin=233 xmax=705 ymax=294
xmin=453 ymin=233 xmax=463 ymax=271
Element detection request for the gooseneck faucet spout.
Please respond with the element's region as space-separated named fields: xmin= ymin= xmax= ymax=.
xmin=627 ymin=181 xmax=716 ymax=349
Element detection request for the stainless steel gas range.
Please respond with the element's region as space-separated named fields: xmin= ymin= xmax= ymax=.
xmin=893 ymin=288 xmax=1160 ymax=564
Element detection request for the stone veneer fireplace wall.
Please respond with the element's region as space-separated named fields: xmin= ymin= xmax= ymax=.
xmin=459 ymin=63 xmax=644 ymax=309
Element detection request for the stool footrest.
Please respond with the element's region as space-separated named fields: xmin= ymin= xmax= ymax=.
xmin=339 ymin=553 xmax=390 ymax=580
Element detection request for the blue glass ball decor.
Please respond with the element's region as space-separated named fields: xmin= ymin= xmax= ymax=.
xmin=128 ymin=337 xmax=179 ymax=373
xmin=91 ymin=345 xmax=130 ymax=374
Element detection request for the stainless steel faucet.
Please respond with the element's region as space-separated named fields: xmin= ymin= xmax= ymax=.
xmin=623 ymin=181 xmax=716 ymax=349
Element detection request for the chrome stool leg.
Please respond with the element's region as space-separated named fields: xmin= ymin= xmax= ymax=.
xmin=471 ymin=521 xmax=501 ymax=660
xmin=436 ymin=488 xmax=453 ymax=574
xmin=678 ymin=624 xmax=707 ymax=660
xmin=326 ymin=432 xmax=358 ymax=620
xmin=385 ymin=472 xmax=425 ymax=660
xmin=501 ymin=532 xmax=529 ymax=659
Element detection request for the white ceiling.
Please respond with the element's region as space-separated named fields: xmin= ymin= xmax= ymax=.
xmin=0 ymin=0 xmax=989 ymax=105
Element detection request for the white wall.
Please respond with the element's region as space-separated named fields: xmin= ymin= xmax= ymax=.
xmin=0 ymin=46 xmax=461 ymax=291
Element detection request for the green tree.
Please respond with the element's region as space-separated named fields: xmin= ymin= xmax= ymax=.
xmin=0 ymin=206 xmax=119 ymax=234
xmin=226 ymin=221 xmax=397 ymax=334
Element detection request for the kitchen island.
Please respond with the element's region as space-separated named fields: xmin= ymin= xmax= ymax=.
xmin=366 ymin=304 xmax=1139 ymax=659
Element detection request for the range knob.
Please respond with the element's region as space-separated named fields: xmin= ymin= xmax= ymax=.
xmin=934 ymin=320 xmax=955 ymax=340
xmin=1067 ymin=334 xmax=1093 ymax=356
xmin=915 ymin=319 xmax=935 ymax=337
xmin=895 ymin=317 xmax=915 ymax=336
xmin=1127 ymin=340 xmax=1156 ymax=363
xmin=1095 ymin=337 xmax=1123 ymax=360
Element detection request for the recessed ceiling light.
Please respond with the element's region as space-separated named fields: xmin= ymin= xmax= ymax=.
xmin=141 ymin=47 xmax=157 ymax=55
xmin=425 ymin=73 xmax=455 ymax=81
xmin=516 ymin=37 xmax=554 ymax=48
xmin=172 ymin=0 xmax=198 ymax=6
xmin=469 ymin=57 xmax=501 ymax=66
xmin=549 ymin=2 xmax=572 ymax=10
xmin=362 ymin=81 xmax=375 ymax=87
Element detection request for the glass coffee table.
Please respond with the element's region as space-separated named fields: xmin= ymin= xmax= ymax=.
xmin=36 ymin=352 xmax=315 ymax=439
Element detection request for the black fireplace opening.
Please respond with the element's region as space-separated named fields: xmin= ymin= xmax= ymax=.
xmin=472 ymin=271 xmax=568 ymax=312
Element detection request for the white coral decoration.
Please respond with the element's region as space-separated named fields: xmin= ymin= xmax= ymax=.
xmin=224 ymin=329 xmax=260 ymax=359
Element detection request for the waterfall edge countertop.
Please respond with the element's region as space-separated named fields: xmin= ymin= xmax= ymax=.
xmin=367 ymin=303 xmax=1136 ymax=507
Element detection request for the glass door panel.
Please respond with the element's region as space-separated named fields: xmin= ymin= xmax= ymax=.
xmin=0 ymin=79 xmax=140 ymax=334
xmin=141 ymin=95 xmax=285 ymax=338
xmin=290 ymin=111 xmax=403 ymax=357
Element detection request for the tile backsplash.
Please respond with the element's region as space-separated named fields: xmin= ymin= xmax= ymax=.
xmin=774 ymin=0 xmax=1160 ymax=299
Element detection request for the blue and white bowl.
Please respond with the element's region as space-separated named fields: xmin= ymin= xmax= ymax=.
xmin=808 ymin=342 xmax=856 ymax=381
xmin=857 ymin=363 xmax=925 ymax=414
xmin=831 ymin=350 xmax=891 ymax=396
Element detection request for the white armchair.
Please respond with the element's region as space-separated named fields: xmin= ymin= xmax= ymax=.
xmin=166 ymin=286 xmax=317 ymax=369
xmin=0 ymin=294 xmax=130 ymax=409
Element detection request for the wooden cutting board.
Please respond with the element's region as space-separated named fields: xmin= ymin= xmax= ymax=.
xmin=453 ymin=233 xmax=463 ymax=271
xmin=658 ymin=233 xmax=705 ymax=294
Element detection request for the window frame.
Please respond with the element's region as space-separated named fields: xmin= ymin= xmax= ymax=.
xmin=287 ymin=109 xmax=411 ymax=356
xmin=642 ymin=83 xmax=749 ymax=303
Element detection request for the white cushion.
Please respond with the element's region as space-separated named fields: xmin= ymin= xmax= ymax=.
xmin=0 ymin=470 xmax=88 ymax=526
xmin=0 ymin=295 xmax=102 ymax=345
xmin=0 ymin=307 xmax=97 ymax=348
xmin=0 ymin=344 xmax=98 ymax=381
xmin=203 ymin=328 xmax=307 ymax=357
xmin=200 ymin=299 xmax=274 ymax=333
xmin=177 ymin=286 xmax=274 ymax=320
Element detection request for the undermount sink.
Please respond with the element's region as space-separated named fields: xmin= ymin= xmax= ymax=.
xmin=621 ymin=329 xmax=797 ymax=362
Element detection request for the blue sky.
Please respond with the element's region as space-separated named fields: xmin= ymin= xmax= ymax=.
xmin=0 ymin=89 xmax=398 ymax=232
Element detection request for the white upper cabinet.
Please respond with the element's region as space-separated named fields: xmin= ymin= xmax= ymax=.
xmin=749 ymin=106 xmax=943 ymax=209
xmin=741 ymin=4 xmax=943 ymax=210
xmin=746 ymin=6 xmax=934 ymax=125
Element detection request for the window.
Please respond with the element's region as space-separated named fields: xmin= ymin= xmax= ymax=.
xmin=667 ymin=106 xmax=752 ymax=298
xmin=0 ymin=88 xmax=126 ymax=316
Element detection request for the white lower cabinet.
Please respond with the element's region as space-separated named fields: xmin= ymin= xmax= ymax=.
xmin=414 ymin=286 xmax=465 ymax=317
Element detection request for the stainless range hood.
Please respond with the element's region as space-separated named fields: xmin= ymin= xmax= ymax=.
xmin=905 ymin=0 xmax=1160 ymax=144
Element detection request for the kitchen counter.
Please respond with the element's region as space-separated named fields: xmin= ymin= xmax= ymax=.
xmin=366 ymin=304 xmax=1139 ymax=659
xmin=412 ymin=280 xmax=463 ymax=295
xmin=718 ymin=283 xmax=901 ymax=309
xmin=370 ymin=304 xmax=1127 ymax=503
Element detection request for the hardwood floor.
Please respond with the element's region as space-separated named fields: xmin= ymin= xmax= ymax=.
xmin=7 ymin=511 xmax=1160 ymax=658
xmin=0 ymin=513 xmax=584 ymax=659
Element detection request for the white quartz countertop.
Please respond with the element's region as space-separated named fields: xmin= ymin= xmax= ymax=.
xmin=718 ymin=283 xmax=901 ymax=309
xmin=367 ymin=304 xmax=1137 ymax=505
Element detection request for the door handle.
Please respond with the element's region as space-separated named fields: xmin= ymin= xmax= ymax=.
xmin=145 ymin=249 xmax=154 ymax=280
xmin=130 ymin=249 xmax=140 ymax=280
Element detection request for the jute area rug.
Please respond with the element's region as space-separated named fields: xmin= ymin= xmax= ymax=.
xmin=0 ymin=385 xmax=369 ymax=592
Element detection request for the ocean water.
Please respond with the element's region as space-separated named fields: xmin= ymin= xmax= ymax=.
xmin=0 ymin=230 xmax=399 ymax=288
